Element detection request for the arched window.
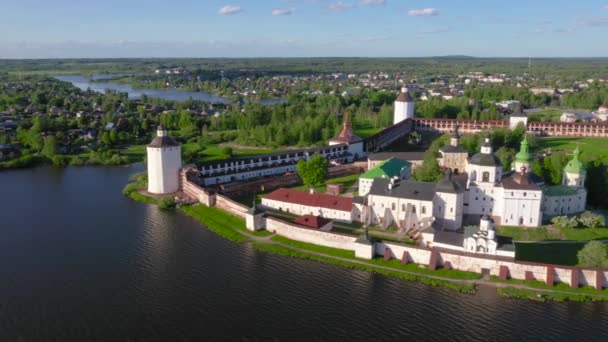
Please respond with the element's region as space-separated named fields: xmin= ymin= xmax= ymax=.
xmin=470 ymin=170 xmax=477 ymax=181
xmin=482 ymin=171 xmax=490 ymax=182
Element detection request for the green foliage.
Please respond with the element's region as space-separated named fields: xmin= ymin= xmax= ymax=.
xmin=551 ymin=215 xmax=580 ymax=229
xmin=578 ymin=211 xmax=606 ymax=228
xmin=413 ymin=154 xmax=442 ymax=182
xmin=296 ymin=154 xmax=328 ymax=187
xmin=496 ymin=147 xmax=516 ymax=172
xmin=42 ymin=135 xmax=58 ymax=158
xmin=577 ymin=241 xmax=608 ymax=268
xmin=158 ymin=196 xmax=176 ymax=209
xmin=122 ymin=183 xmax=140 ymax=195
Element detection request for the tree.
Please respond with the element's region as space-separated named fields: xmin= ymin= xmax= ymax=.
xmin=577 ymin=241 xmax=608 ymax=268
xmin=413 ymin=154 xmax=442 ymax=182
xmin=42 ymin=135 xmax=58 ymax=158
xmin=296 ymin=154 xmax=328 ymax=187
xmin=101 ymin=131 xmax=111 ymax=146
xmin=109 ymin=129 xmax=118 ymax=145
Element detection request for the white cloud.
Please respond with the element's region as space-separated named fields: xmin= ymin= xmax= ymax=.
xmin=359 ymin=0 xmax=385 ymax=6
xmin=328 ymin=1 xmax=355 ymax=11
xmin=408 ymin=8 xmax=439 ymax=16
xmin=218 ymin=5 xmax=242 ymax=15
xmin=272 ymin=8 xmax=294 ymax=16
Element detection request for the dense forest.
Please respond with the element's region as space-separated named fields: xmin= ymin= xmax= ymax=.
xmin=4 ymin=57 xmax=608 ymax=80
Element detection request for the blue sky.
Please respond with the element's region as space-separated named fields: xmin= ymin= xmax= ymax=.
xmin=1 ymin=0 xmax=608 ymax=58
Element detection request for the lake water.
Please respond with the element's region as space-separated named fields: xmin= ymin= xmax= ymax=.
xmin=55 ymin=75 xmax=285 ymax=105
xmin=1 ymin=165 xmax=607 ymax=341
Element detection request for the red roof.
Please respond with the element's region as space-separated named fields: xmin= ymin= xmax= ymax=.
xmin=329 ymin=121 xmax=363 ymax=144
xmin=294 ymin=215 xmax=332 ymax=229
xmin=264 ymin=188 xmax=353 ymax=212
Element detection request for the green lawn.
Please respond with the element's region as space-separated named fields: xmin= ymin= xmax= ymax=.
xmin=536 ymin=137 xmax=608 ymax=164
xmin=514 ymin=241 xmax=586 ymax=266
xmin=291 ymin=173 xmax=360 ymax=194
xmin=496 ymin=226 xmax=561 ymax=241
xmin=497 ymin=226 xmax=608 ymax=242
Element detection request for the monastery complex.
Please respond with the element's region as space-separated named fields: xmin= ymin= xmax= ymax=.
xmin=144 ymin=87 xmax=608 ymax=290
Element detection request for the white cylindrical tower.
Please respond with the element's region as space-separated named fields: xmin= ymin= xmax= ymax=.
xmin=562 ymin=147 xmax=586 ymax=188
xmin=394 ymin=86 xmax=415 ymax=124
xmin=147 ymin=125 xmax=182 ymax=194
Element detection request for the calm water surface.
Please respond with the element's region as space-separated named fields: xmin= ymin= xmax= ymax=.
xmin=55 ymin=75 xmax=284 ymax=105
xmin=1 ymin=166 xmax=607 ymax=341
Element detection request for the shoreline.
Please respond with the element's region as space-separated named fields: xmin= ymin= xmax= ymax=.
xmin=124 ymin=183 xmax=608 ymax=302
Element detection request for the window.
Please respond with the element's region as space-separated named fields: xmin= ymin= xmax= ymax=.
xmin=412 ymin=206 xmax=417 ymax=213
xmin=402 ymin=204 xmax=406 ymax=212
xmin=450 ymin=207 xmax=453 ymax=213
xmin=475 ymin=196 xmax=478 ymax=200
xmin=482 ymin=208 xmax=485 ymax=212
xmin=523 ymin=192 xmax=527 ymax=197
xmin=391 ymin=203 xmax=395 ymax=211
xmin=422 ymin=206 xmax=426 ymax=214
xmin=470 ymin=171 xmax=477 ymax=181
xmin=482 ymin=171 xmax=490 ymax=182
xmin=511 ymin=192 xmax=514 ymax=196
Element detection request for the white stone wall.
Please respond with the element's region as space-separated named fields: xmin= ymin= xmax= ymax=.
xmin=433 ymin=192 xmax=463 ymax=230
xmin=147 ymin=146 xmax=181 ymax=194
xmin=563 ymin=172 xmax=585 ymax=187
xmin=359 ymin=178 xmax=373 ymax=196
xmin=542 ymin=190 xmax=587 ymax=218
xmin=501 ymin=189 xmax=542 ymax=226
xmin=509 ymin=116 xmax=528 ymax=130
xmin=439 ymin=152 xmax=468 ymax=174
xmin=464 ymin=184 xmax=503 ymax=216
xmin=266 ymin=217 xmax=357 ymax=251
xmin=202 ymin=164 xmax=297 ymax=186
xmin=375 ymin=242 xmax=432 ymax=264
xmin=367 ymin=194 xmax=434 ymax=228
xmin=468 ymin=164 xmax=501 ymax=184
xmin=394 ymin=101 xmax=408 ymax=124
xmin=261 ymin=198 xmax=353 ymax=222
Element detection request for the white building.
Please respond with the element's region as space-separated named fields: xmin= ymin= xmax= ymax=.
xmin=393 ymin=87 xmax=415 ymax=124
xmin=147 ymin=125 xmax=182 ymax=194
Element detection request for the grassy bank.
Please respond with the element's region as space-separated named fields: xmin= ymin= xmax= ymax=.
xmin=181 ymin=205 xmax=249 ymax=242
xmin=252 ymin=241 xmax=476 ymax=293
xmin=492 ymin=276 xmax=608 ymax=301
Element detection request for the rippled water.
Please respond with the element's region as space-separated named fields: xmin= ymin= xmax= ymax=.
xmin=54 ymin=75 xmax=285 ymax=105
xmin=1 ymin=166 xmax=607 ymax=341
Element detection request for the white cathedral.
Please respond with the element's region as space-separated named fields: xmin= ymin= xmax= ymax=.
xmin=365 ymin=132 xmax=587 ymax=231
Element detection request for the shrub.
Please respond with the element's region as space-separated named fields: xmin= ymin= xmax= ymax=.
xmin=158 ymin=196 xmax=176 ymax=209
xmin=551 ymin=215 xmax=579 ymax=229
xmin=577 ymin=241 xmax=608 ymax=268
xmin=122 ymin=183 xmax=139 ymax=196
xmin=577 ymin=211 xmax=606 ymax=228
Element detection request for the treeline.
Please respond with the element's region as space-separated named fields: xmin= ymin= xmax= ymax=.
xmin=7 ymin=57 xmax=608 ymax=79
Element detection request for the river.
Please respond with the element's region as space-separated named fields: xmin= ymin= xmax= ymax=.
xmin=1 ymin=165 xmax=607 ymax=341
xmin=54 ymin=75 xmax=285 ymax=105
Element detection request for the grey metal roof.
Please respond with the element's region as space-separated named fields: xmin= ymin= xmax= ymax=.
xmin=439 ymin=145 xmax=468 ymax=153
xmin=434 ymin=230 xmax=465 ymax=246
xmin=436 ymin=176 xmax=463 ymax=194
xmin=469 ymin=153 xmax=501 ymax=167
xmin=148 ymin=136 xmax=179 ymax=148
xmin=369 ymin=178 xmax=436 ymax=201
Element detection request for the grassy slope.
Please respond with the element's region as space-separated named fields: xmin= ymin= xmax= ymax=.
xmin=536 ymin=137 xmax=608 ymax=164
